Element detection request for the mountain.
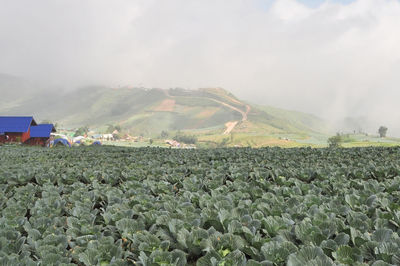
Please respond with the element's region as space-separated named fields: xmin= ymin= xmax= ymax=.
xmin=0 ymin=75 xmax=329 ymax=136
xmin=0 ymin=73 xmax=39 ymax=108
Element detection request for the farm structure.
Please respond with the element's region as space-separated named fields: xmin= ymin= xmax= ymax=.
xmin=0 ymin=116 xmax=56 ymax=145
xmin=25 ymin=124 xmax=56 ymax=146
xmin=0 ymin=116 xmax=37 ymax=143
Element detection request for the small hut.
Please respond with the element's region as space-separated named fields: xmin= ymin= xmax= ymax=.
xmin=26 ymin=124 xmax=56 ymax=146
xmin=0 ymin=116 xmax=37 ymax=144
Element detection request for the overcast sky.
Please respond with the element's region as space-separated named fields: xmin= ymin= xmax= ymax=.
xmin=1 ymin=0 xmax=400 ymax=132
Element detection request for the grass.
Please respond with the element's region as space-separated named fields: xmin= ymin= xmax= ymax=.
xmin=74 ymin=131 xmax=400 ymax=149
xmin=342 ymin=142 xmax=400 ymax=147
xmin=196 ymin=131 xmax=400 ymax=148
xmin=102 ymin=139 xmax=169 ymax=148
xmin=61 ymin=124 xmax=400 ymax=149
xmin=197 ymin=133 xmax=307 ymax=148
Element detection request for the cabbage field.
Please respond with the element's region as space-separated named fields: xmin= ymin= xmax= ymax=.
xmin=1 ymin=146 xmax=400 ymax=265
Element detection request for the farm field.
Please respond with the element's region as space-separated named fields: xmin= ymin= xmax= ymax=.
xmin=1 ymin=146 xmax=400 ymax=265
xmin=195 ymin=132 xmax=400 ymax=148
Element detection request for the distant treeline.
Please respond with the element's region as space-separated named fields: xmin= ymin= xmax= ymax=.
xmin=173 ymin=133 xmax=197 ymax=144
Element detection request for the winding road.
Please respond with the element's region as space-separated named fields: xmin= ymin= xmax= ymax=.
xmin=162 ymin=89 xmax=250 ymax=134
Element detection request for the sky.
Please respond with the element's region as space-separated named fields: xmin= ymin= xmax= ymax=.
xmin=1 ymin=0 xmax=400 ymax=133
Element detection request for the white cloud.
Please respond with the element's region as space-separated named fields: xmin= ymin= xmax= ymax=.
xmin=270 ymin=0 xmax=315 ymax=21
xmin=1 ymin=0 xmax=400 ymax=134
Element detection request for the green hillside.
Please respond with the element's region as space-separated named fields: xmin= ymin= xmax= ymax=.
xmin=3 ymin=73 xmax=400 ymax=147
xmin=0 ymin=77 xmax=330 ymax=138
xmin=252 ymin=105 xmax=331 ymax=134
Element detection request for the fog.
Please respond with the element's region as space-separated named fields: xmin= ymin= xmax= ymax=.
xmin=1 ymin=0 xmax=400 ymax=135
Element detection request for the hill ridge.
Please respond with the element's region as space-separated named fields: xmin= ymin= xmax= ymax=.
xmin=0 ymin=75 xmax=329 ymax=136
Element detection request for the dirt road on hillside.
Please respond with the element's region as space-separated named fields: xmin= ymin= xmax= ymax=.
xmin=162 ymin=89 xmax=251 ymax=134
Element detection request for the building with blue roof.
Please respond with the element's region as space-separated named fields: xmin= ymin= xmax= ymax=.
xmin=30 ymin=124 xmax=56 ymax=138
xmin=0 ymin=116 xmax=37 ymax=143
xmin=26 ymin=124 xmax=56 ymax=146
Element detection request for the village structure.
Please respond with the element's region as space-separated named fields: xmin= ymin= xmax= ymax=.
xmin=0 ymin=116 xmax=194 ymax=148
xmin=0 ymin=116 xmax=56 ymax=146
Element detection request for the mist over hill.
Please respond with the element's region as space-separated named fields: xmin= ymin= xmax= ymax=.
xmin=1 ymin=73 xmax=394 ymax=139
xmin=1 ymin=1 xmax=400 ymax=139
xmin=0 ymin=74 xmax=333 ymax=136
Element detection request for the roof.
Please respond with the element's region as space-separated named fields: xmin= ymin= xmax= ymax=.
xmin=30 ymin=124 xmax=56 ymax=138
xmin=0 ymin=116 xmax=37 ymax=133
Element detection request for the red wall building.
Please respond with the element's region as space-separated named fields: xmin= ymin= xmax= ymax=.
xmin=6 ymin=129 xmax=31 ymax=143
xmin=0 ymin=116 xmax=37 ymax=144
xmin=25 ymin=124 xmax=56 ymax=146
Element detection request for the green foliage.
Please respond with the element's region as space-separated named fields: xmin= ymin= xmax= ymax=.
xmin=217 ymin=138 xmax=230 ymax=148
xmin=173 ymin=133 xmax=197 ymax=144
xmin=1 ymin=146 xmax=400 ymax=264
xmin=379 ymin=126 xmax=388 ymax=138
xmin=327 ymin=134 xmax=342 ymax=148
xmin=74 ymin=126 xmax=89 ymax=137
xmin=0 ymin=81 xmax=332 ymax=138
xmin=160 ymin=130 xmax=169 ymax=138
xmin=107 ymin=124 xmax=121 ymax=133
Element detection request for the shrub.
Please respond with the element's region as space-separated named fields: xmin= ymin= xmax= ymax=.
xmin=378 ymin=126 xmax=388 ymax=138
xmin=173 ymin=134 xmax=197 ymax=144
xmin=328 ymin=135 xmax=342 ymax=148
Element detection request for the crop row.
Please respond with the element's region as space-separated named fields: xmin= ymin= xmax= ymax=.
xmin=1 ymin=146 xmax=400 ymax=265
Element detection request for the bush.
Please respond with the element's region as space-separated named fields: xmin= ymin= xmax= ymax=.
xmin=173 ymin=134 xmax=197 ymax=144
xmin=107 ymin=124 xmax=121 ymax=134
xmin=75 ymin=126 xmax=89 ymax=137
xmin=328 ymin=135 xmax=342 ymax=148
xmin=160 ymin=130 xmax=169 ymax=138
xmin=378 ymin=126 xmax=388 ymax=138
xmin=217 ymin=138 xmax=229 ymax=147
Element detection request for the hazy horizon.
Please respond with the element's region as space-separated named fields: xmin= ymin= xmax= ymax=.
xmin=1 ymin=0 xmax=400 ymax=135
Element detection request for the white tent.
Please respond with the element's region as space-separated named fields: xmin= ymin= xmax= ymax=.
xmin=73 ymin=136 xmax=85 ymax=142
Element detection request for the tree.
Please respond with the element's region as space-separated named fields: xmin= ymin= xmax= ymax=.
xmin=107 ymin=124 xmax=121 ymax=133
xmin=160 ymin=130 xmax=169 ymax=138
xmin=217 ymin=138 xmax=229 ymax=148
xmin=106 ymin=124 xmax=114 ymax=133
xmin=327 ymin=134 xmax=342 ymax=148
xmin=378 ymin=126 xmax=388 ymax=138
xmin=75 ymin=126 xmax=89 ymax=137
xmin=173 ymin=134 xmax=197 ymax=144
xmin=113 ymin=132 xmax=122 ymax=140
